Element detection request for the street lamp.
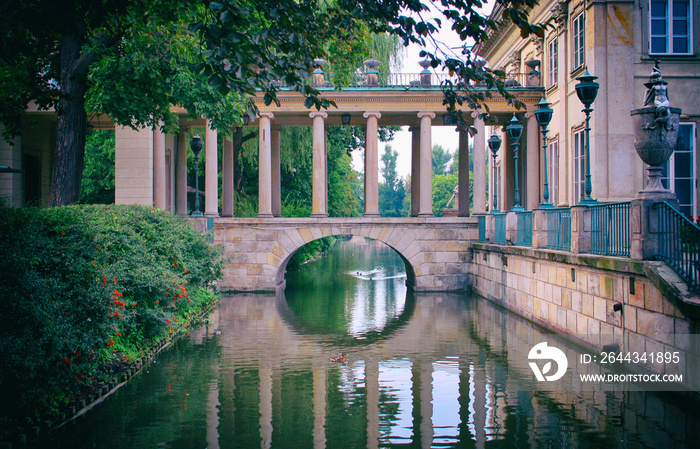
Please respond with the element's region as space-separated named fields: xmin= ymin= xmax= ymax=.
xmin=575 ymin=70 xmax=599 ymax=205
xmin=190 ymin=133 xmax=204 ymax=216
xmin=488 ymin=131 xmax=502 ymax=214
xmin=505 ymin=114 xmax=524 ymax=211
xmin=534 ymin=97 xmax=554 ymax=208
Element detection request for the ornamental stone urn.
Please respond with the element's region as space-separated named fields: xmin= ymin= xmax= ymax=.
xmin=364 ymin=59 xmax=380 ymax=86
xmin=630 ymin=63 xmax=681 ymax=194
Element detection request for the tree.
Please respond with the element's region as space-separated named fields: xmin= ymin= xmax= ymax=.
xmin=432 ymin=145 xmax=453 ymax=176
xmin=379 ymin=145 xmax=406 ymax=217
xmin=3 ymin=0 xmax=542 ymax=206
xmin=80 ymin=131 xmax=115 ymax=204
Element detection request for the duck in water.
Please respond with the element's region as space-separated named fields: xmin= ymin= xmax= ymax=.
xmin=330 ymin=352 xmax=348 ymax=363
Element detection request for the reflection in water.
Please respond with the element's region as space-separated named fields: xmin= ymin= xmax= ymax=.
xmin=42 ymin=238 xmax=698 ymax=448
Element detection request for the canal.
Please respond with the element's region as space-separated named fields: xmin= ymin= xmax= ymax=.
xmin=44 ymin=237 xmax=697 ymax=448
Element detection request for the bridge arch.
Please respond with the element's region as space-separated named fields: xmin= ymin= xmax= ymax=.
xmin=215 ymin=217 xmax=476 ymax=292
xmin=275 ymin=233 xmax=417 ymax=288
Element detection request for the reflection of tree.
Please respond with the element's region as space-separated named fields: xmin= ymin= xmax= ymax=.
xmin=378 ymin=390 xmax=402 ymax=438
xmin=326 ymin=367 xmax=368 ymax=449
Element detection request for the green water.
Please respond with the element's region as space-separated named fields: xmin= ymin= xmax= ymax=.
xmin=42 ymin=237 xmax=697 ymax=448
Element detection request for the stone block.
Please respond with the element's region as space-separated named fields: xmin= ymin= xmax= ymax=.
xmin=556 ymin=267 xmax=568 ymax=287
xmin=600 ymin=276 xmax=613 ymax=299
xmin=577 ymin=314 xmax=588 ymax=335
xmin=582 ymin=294 xmax=594 ymax=317
xmin=536 ymin=280 xmax=545 ymax=298
xmin=436 ymin=251 xmax=459 ymax=263
xmin=553 ymin=286 xmax=562 ymax=305
xmin=544 ymin=283 xmax=553 ymax=301
xmin=625 ymin=306 xmax=637 ymax=332
xmin=606 ymin=300 xmax=622 ymax=327
xmin=255 ymin=230 xmax=277 ymax=241
xmin=566 ymin=309 xmax=578 ymax=332
xmin=587 ymin=273 xmax=600 ymax=296
xmin=557 ymin=306 xmax=567 ymax=328
xmin=247 ymin=264 xmax=264 ymax=276
xmin=593 ymin=298 xmax=607 ymax=322
xmin=562 ymin=289 xmax=572 ymax=309
xmin=655 ymin=314 xmax=675 ymax=345
xmin=636 ymin=309 xmax=655 ymax=335
xmin=572 ymin=291 xmax=582 ymax=312
xmin=628 ymin=281 xmax=645 ymax=308
xmin=644 ymin=285 xmax=663 ymax=313
xmin=541 ymin=300 xmax=549 ymax=319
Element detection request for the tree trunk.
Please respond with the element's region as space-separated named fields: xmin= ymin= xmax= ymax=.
xmin=48 ymin=34 xmax=89 ymax=207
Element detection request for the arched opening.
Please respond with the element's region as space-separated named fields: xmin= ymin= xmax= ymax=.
xmin=277 ymin=235 xmax=416 ymax=343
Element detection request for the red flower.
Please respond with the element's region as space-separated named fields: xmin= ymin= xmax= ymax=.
xmin=132 ymin=302 xmax=136 ymax=307
xmin=116 ymin=332 xmax=121 ymax=336
xmin=166 ymin=319 xmax=171 ymax=323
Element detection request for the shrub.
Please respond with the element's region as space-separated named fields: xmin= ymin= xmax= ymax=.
xmin=0 ymin=204 xmax=223 ymax=435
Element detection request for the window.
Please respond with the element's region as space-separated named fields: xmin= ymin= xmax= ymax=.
xmin=661 ymin=123 xmax=696 ymax=218
xmin=572 ymin=14 xmax=585 ymax=70
xmin=573 ymin=130 xmax=585 ymax=204
xmin=650 ymin=0 xmax=692 ymax=55
xmin=548 ymin=140 xmax=559 ymax=204
xmin=548 ymin=37 xmax=558 ymax=88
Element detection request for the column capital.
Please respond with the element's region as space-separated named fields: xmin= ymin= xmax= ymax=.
xmin=259 ymin=112 xmax=275 ymax=120
xmin=417 ymin=111 xmax=436 ymax=120
xmin=471 ymin=110 xmax=485 ymax=120
xmin=309 ymin=111 xmax=328 ymax=119
xmin=363 ymin=111 xmax=382 ymax=120
xmin=524 ymin=111 xmax=535 ymax=119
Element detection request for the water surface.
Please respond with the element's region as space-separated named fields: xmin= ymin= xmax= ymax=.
xmin=44 ymin=237 xmax=697 ymax=448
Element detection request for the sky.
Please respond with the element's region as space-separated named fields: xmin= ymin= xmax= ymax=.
xmin=352 ymin=1 xmax=495 ymax=179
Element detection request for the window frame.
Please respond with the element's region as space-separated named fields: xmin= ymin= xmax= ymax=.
xmin=572 ymin=13 xmax=586 ymax=71
xmin=661 ymin=123 xmax=697 ymax=218
xmin=548 ymin=140 xmax=559 ymax=205
xmin=547 ymin=36 xmax=559 ymax=88
xmin=648 ymin=0 xmax=693 ymax=55
xmin=573 ymin=129 xmax=585 ymax=205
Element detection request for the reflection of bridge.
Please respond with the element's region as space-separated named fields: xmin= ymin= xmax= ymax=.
xmin=214 ymin=217 xmax=477 ymax=292
xmin=185 ymin=293 xmax=682 ymax=448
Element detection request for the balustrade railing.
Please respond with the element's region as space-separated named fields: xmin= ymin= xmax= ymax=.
xmin=653 ymin=201 xmax=700 ymax=291
xmin=278 ymin=72 xmax=534 ymax=89
xmin=494 ymin=213 xmax=507 ymax=245
xmin=590 ymin=202 xmax=631 ymax=257
xmin=515 ymin=211 xmax=533 ymax=247
xmin=546 ymin=208 xmax=571 ymax=251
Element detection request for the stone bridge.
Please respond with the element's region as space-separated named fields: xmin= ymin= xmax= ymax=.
xmin=214 ymin=217 xmax=479 ymax=292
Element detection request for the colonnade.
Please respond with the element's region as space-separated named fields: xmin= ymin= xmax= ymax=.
xmin=117 ymin=110 xmax=546 ymax=218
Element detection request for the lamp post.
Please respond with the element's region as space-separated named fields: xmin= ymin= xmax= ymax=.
xmin=190 ymin=133 xmax=204 ymax=216
xmin=488 ymin=131 xmax=502 ymax=214
xmin=506 ymin=114 xmax=524 ymax=211
xmin=534 ymin=97 xmax=554 ymax=208
xmin=575 ymin=70 xmax=599 ymax=205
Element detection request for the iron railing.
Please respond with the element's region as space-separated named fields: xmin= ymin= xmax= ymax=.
xmin=590 ymin=202 xmax=631 ymax=257
xmin=515 ymin=211 xmax=533 ymax=247
xmin=478 ymin=215 xmax=487 ymax=242
xmin=654 ymin=201 xmax=700 ymax=291
xmin=494 ymin=213 xmax=507 ymax=245
xmin=278 ymin=72 xmax=536 ymax=89
xmin=546 ymin=208 xmax=571 ymax=251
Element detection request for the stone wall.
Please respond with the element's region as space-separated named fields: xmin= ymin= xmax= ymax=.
xmin=471 ymin=243 xmax=700 ymax=391
xmin=214 ymin=217 xmax=478 ymax=292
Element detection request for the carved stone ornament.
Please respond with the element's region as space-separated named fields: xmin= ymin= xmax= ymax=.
xmin=552 ymin=1 xmax=568 ymax=28
xmin=630 ymin=62 xmax=682 ymax=192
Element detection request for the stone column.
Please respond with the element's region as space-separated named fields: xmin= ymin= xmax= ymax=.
xmin=115 ymin=125 xmax=153 ymax=206
xmin=176 ymin=132 xmax=188 ymax=215
xmin=417 ymin=112 xmax=435 ymax=217
xmin=310 ymin=111 xmax=328 ymax=217
xmin=472 ymin=113 xmax=487 ymax=214
xmin=526 ymin=112 xmax=540 ymax=210
xmin=204 ymin=122 xmax=219 ymax=216
xmin=153 ymin=126 xmax=167 ymax=210
xmin=364 ymin=111 xmax=382 ymax=217
xmin=271 ymin=126 xmax=282 ymax=217
xmin=410 ymin=125 xmax=421 ymax=216
xmin=258 ymin=112 xmax=274 ymax=218
xmin=458 ymin=127 xmax=470 ymax=217
xmin=222 ymin=135 xmax=234 ymax=217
